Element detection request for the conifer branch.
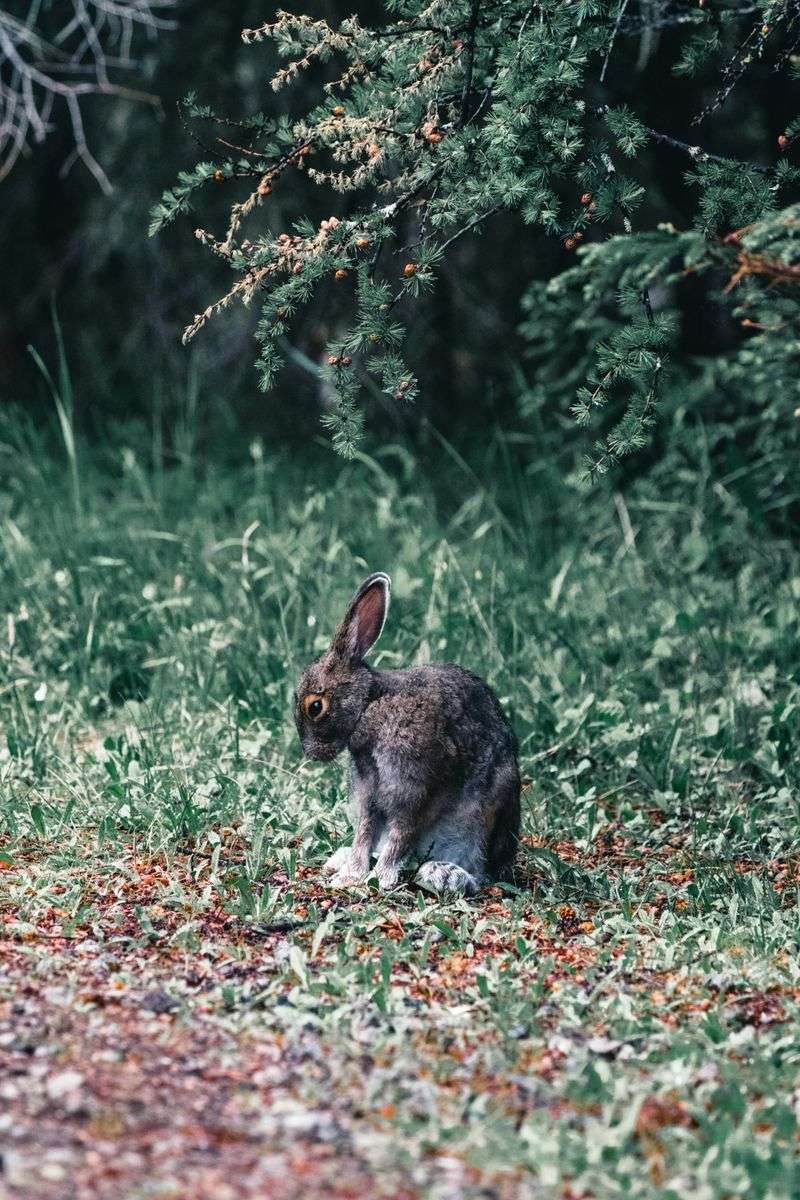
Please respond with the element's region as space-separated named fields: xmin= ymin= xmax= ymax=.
xmin=155 ymin=0 xmax=800 ymax=458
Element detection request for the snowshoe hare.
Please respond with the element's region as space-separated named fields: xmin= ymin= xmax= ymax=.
xmin=295 ymin=573 xmax=520 ymax=895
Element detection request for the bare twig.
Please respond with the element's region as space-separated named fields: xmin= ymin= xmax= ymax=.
xmin=600 ymin=0 xmax=630 ymax=83
xmin=692 ymin=10 xmax=776 ymax=125
xmin=593 ymin=106 xmax=777 ymax=177
xmin=459 ymin=0 xmax=481 ymax=125
xmin=643 ymin=124 xmax=774 ymax=175
xmin=0 ymin=1 xmax=176 ymax=190
xmin=437 ymin=202 xmax=502 ymax=254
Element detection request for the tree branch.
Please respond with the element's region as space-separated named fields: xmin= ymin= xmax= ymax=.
xmin=0 ymin=1 xmax=176 ymax=188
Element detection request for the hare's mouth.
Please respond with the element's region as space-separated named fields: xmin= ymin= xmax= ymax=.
xmin=302 ymin=740 xmax=342 ymax=762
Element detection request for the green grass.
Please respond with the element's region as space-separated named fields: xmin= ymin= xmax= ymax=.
xmin=1 ymin=411 xmax=800 ymax=1198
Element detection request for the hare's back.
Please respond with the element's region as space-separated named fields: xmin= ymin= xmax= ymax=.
xmin=353 ymin=663 xmax=515 ymax=765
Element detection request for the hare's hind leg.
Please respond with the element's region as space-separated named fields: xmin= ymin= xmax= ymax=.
xmin=415 ymin=859 xmax=479 ymax=895
xmin=414 ymin=752 xmax=520 ymax=895
xmin=413 ymin=802 xmax=486 ymax=896
xmin=485 ymin=755 xmax=521 ymax=881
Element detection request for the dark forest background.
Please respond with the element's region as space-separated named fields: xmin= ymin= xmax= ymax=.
xmin=3 ymin=0 xmax=796 ymax=475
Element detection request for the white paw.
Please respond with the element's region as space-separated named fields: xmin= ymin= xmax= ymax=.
xmin=376 ymin=863 xmax=401 ymax=891
xmin=415 ymin=861 xmax=479 ymax=896
xmin=330 ymin=868 xmax=364 ymax=888
xmin=323 ymin=845 xmax=354 ymax=875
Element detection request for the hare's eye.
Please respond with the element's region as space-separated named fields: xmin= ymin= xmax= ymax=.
xmin=303 ymin=693 xmax=329 ymax=721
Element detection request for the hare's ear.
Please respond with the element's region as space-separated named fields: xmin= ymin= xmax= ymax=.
xmin=331 ymin=573 xmax=391 ymax=663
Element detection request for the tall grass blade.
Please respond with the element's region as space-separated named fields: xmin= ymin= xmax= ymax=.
xmin=27 ymin=305 xmax=81 ymax=520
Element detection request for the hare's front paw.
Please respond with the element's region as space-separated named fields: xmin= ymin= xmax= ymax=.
xmin=326 ymin=847 xmax=370 ymax=887
xmin=330 ymin=868 xmax=365 ymax=887
xmin=323 ymin=845 xmax=354 ymax=875
xmin=416 ymin=860 xmax=479 ymax=896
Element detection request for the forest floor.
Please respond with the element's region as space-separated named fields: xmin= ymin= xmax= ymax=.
xmin=2 ymin=436 xmax=799 ymax=1199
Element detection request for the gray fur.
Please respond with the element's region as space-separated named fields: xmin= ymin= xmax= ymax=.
xmin=295 ymin=573 xmax=521 ymax=895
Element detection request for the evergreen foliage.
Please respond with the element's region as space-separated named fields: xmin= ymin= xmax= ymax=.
xmin=153 ymin=1 xmax=800 ymax=461
xmin=520 ymin=207 xmax=800 ymax=493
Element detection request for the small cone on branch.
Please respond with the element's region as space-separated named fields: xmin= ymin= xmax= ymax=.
xmin=403 ymin=263 xmax=417 ymax=277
